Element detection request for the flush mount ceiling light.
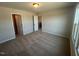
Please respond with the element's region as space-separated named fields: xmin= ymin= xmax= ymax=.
xmin=33 ymin=3 xmax=39 ymax=8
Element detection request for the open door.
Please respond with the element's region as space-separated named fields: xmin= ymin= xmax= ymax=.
xmin=33 ymin=16 xmax=38 ymax=31
xmin=12 ymin=14 xmax=23 ymax=36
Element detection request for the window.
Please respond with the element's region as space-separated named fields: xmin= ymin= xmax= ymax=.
xmin=72 ymin=6 xmax=79 ymax=55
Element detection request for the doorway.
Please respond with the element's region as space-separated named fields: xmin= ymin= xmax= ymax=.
xmin=12 ymin=14 xmax=23 ymax=37
xmin=33 ymin=16 xmax=42 ymax=32
xmin=38 ymin=16 xmax=42 ymax=31
xmin=33 ymin=16 xmax=39 ymax=31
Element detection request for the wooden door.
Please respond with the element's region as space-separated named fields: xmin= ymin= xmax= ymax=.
xmin=12 ymin=14 xmax=23 ymax=36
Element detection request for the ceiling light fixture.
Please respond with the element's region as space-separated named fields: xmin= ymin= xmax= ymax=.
xmin=33 ymin=3 xmax=39 ymax=8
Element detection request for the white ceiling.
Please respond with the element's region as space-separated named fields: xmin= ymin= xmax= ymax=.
xmin=0 ymin=2 xmax=76 ymax=13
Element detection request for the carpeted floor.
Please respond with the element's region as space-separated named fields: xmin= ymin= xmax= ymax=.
xmin=0 ymin=31 xmax=70 ymax=56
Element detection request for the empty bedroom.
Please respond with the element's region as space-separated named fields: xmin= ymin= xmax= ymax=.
xmin=0 ymin=2 xmax=79 ymax=56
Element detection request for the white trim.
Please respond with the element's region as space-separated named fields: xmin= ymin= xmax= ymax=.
xmin=0 ymin=36 xmax=15 ymax=44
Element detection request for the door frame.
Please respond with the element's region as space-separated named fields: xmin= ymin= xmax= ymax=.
xmin=32 ymin=16 xmax=34 ymax=32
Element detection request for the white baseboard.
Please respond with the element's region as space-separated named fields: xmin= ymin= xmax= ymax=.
xmin=42 ymin=31 xmax=69 ymax=39
xmin=0 ymin=36 xmax=15 ymax=44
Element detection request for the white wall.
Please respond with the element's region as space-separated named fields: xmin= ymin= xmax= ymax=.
xmin=39 ymin=6 xmax=75 ymax=38
xmin=39 ymin=6 xmax=76 ymax=56
xmin=0 ymin=6 xmax=35 ymax=43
